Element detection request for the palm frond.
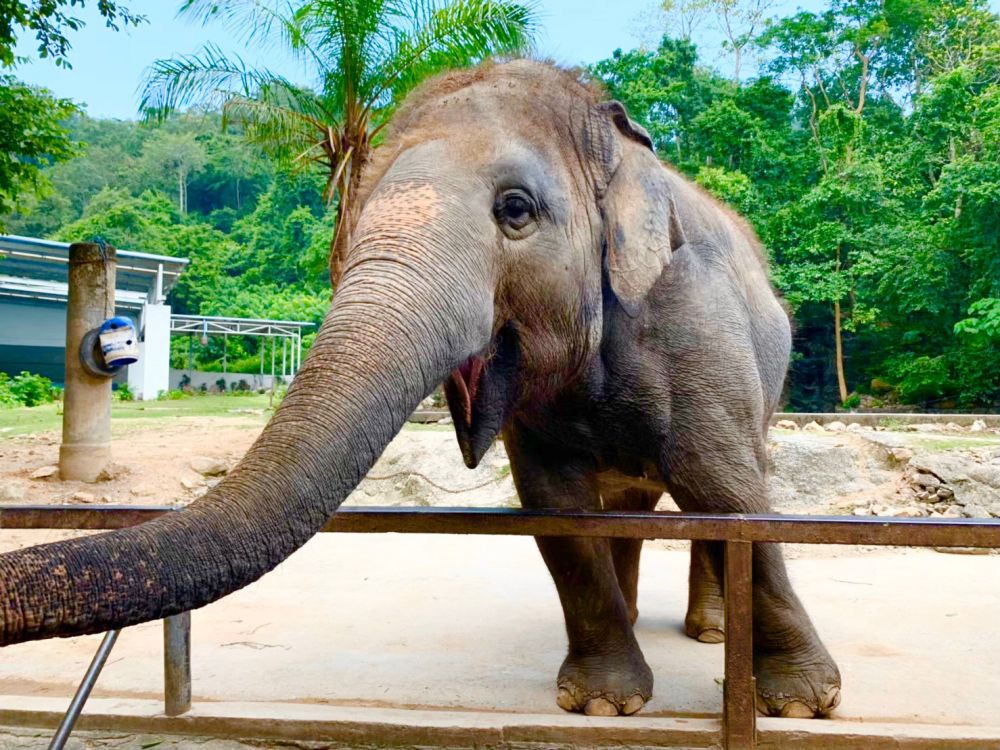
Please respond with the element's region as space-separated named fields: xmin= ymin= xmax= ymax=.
xmin=366 ymin=0 xmax=538 ymax=112
xmin=222 ymin=93 xmax=328 ymax=163
xmin=140 ymin=43 xmax=311 ymax=124
xmin=178 ymin=0 xmax=298 ymax=51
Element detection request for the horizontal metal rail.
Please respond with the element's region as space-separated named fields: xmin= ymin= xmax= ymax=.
xmin=2 ymin=503 xmax=998 ymax=750
xmin=4 ymin=504 xmax=999 ymax=547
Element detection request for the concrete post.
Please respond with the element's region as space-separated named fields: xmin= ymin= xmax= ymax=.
xmin=60 ymin=242 xmax=115 ymax=482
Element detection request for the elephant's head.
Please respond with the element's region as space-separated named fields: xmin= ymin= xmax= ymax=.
xmin=0 ymin=60 xmax=684 ymax=644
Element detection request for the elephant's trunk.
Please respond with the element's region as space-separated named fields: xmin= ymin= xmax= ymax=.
xmin=0 ymin=176 xmax=492 ymax=644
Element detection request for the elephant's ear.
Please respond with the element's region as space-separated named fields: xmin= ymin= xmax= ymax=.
xmin=593 ymin=101 xmax=686 ymax=313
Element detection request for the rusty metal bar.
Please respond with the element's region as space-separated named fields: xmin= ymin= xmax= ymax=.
xmin=4 ymin=505 xmax=998 ymax=548
xmin=723 ymin=540 xmax=756 ymax=750
xmin=163 ymin=612 xmax=192 ymax=716
xmin=47 ymin=629 xmax=120 ymax=750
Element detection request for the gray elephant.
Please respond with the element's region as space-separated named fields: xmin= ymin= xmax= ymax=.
xmin=0 ymin=60 xmax=840 ymax=720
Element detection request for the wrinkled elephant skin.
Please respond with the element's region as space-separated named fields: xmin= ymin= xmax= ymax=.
xmin=0 ymin=60 xmax=839 ymax=721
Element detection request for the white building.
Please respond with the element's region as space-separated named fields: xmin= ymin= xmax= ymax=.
xmin=0 ymin=234 xmax=188 ymax=400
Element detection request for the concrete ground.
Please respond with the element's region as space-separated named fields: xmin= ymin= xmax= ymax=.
xmin=0 ymin=533 xmax=998 ymax=748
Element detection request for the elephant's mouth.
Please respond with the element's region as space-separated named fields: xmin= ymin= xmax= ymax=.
xmin=443 ymin=324 xmax=519 ymax=468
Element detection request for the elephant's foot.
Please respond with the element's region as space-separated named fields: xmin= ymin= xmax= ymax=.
xmin=754 ymin=650 xmax=841 ymax=718
xmin=555 ymin=650 xmax=653 ymax=716
xmin=683 ymin=599 xmax=725 ymax=643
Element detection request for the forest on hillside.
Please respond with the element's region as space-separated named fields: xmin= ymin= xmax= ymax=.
xmin=2 ymin=0 xmax=999 ymax=411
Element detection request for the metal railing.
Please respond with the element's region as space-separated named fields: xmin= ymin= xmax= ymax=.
xmin=2 ymin=504 xmax=999 ymax=750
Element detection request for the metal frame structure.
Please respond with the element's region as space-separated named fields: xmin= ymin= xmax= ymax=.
xmin=169 ymin=314 xmax=313 ymax=377
xmin=0 ymin=234 xmax=189 ymax=308
xmin=1 ymin=504 xmax=998 ymax=749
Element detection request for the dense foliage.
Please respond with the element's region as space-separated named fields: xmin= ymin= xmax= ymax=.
xmin=141 ymin=0 xmax=537 ymax=286
xmin=591 ymin=0 xmax=1000 ymax=410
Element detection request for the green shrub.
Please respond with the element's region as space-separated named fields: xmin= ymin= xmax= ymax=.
xmin=114 ymin=383 xmax=134 ymax=402
xmin=8 ymin=371 xmax=59 ymax=407
xmin=841 ymin=393 xmax=861 ymax=409
xmin=0 ymin=373 xmax=18 ymax=408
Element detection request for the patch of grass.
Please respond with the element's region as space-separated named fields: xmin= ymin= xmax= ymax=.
xmin=906 ymin=435 xmax=1000 ymax=452
xmin=0 ymin=402 xmax=62 ymax=436
xmin=0 ymin=394 xmax=274 ymax=438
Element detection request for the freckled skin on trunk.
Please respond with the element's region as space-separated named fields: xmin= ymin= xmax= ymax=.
xmin=0 ymin=169 xmax=493 ymax=646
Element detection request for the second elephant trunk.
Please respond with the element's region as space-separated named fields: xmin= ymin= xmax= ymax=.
xmin=0 ymin=225 xmax=491 ymax=644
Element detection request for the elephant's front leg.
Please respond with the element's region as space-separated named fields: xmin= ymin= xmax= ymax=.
xmin=505 ymin=426 xmax=653 ymax=717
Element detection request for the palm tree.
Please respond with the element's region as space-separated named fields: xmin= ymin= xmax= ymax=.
xmin=141 ymin=0 xmax=538 ymax=286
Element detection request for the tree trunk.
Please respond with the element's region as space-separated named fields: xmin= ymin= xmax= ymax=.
xmin=834 ymin=298 xmax=848 ymax=404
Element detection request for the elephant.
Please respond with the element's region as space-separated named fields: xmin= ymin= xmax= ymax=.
xmin=0 ymin=59 xmax=840 ymax=721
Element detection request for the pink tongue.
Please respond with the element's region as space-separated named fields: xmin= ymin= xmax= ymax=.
xmin=451 ymin=357 xmax=485 ymax=426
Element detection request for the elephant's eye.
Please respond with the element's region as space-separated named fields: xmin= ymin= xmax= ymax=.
xmin=494 ymin=189 xmax=537 ymax=237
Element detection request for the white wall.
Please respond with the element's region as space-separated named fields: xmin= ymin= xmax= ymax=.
xmin=126 ymin=303 xmax=171 ymax=400
xmin=0 ymin=301 xmax=65 ymax=347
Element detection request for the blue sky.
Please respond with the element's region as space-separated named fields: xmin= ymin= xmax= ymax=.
xmin=11 ymin=0 xmax=1000 ymax=119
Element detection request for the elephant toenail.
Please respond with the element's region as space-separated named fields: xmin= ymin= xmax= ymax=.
xmin=583 ymin=697 xmax=618 ymax=716
xmin=779 ymin=700 xmax=815 ymax=718
xmin=696 ymin=628 xmax=725 ymax=644
xmin=622 ymin=694 xmax=646 ymax=715
xmin=820 ymin=686 xmax=841 ymax=714
xmin=556 ymin=687 xmax=576 ymax=712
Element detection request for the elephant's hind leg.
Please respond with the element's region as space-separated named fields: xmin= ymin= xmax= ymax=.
xmin=684 ymin=540 xmax=726 ymax=643
xmin=602 ymin=487 xmax=660 ymax=625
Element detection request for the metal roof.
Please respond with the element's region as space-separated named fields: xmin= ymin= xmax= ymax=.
xmin=0 ymin=234 xmax=189 ymax=306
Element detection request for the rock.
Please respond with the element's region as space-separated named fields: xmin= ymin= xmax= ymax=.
xmin=190 ymin=457 xmax=229 ymax=476
xmin=0 ymin=483 xmax=26 ymax=502
xmin=853 ymin=507 xmax=872 ymax=516
xmin=846 ymin=423 xmax=863 ymax=433
xmin=98 ymin=495 xmax=113 ymax=503
xmin=775 ymin=419 xmax=799 ymax=430
xmin=826 ymin=421 xmax=847 ymax=433
xmin=180 ymin=476 xmax=204 ymax=490
xmin=802 ymin=421 xmax=825 ymax=434
xmin=911 ymin=470 xmax=942 ymax=491
xmin=961 ymin=503 xmax=992 ymax=519
xmin=936 ymin=486 xmax=955 ymax=501
xmin=913 ymin=423 xmax=940 ymax=433
xmin=969 ymin=419 xmax=988 ymax=433
xmin=910 ymin=453 xmax=1000 ymax=508
xmin=888 ymin=447 xmax=914 ymax=464
xmin=70 ymin=492 xmax=95 ymax=503
xmin=767 ymin=432 xmax=889 ymax=511
xmin=437 ymin=416 xmax=453 ymax=425
xmin=889 ymin=507 xmax=926 ymax=518
xmin=96 ymin=463 xmax=128 ymax=482
xmin=30 ymin=465 xmax=58 ymax=480
xmin=944 ymin=422 xmax=964 ymax=433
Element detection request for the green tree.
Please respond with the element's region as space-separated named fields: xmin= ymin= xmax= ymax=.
xmin=140 ymin=0 xmax=537 ymax=285
xmin=0 ymin=76 xmax=77 ymax=226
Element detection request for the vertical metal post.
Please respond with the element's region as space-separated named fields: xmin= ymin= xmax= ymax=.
xmin=47 ymin=629 xmax=120 ymax=750
xmin=723 ymin=540 xmax=756 ymax=750
xmin=281 ymin=337 xmax=287 ymax=378
xmin=297 ymin=332 xmax=302 ymax=374
xmin=163 ymin=612 xmax=192 ymax=716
